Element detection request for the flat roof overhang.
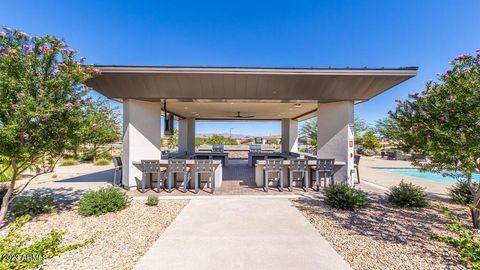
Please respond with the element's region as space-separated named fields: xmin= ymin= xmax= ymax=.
xmin=86 ymin=65 xmax=418 ymax=120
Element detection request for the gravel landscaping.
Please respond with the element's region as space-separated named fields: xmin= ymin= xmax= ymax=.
xmin=292 ymin=192 xmax=469 ymax=270
xmin=11 ymin=199 xmax=188 ymax=270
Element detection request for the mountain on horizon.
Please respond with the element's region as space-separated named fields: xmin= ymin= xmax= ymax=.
xmin=196 ymin=133 xmax=280 ymax=139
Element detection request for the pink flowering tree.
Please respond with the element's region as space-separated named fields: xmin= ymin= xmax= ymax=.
xmin=79 ymin=98 xmax=120 ymax=161
xmin=391 ymin=51 xmax=480 ymax=227
xmin=0 ymin=26 xmax=99 ymax=225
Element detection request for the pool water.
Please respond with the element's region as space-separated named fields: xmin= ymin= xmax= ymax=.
xmin=382 ymin=168 xmax=480 ymax=183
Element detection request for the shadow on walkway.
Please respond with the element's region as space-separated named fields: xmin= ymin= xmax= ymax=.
xmin=55 ymin=169 xmax=114 ymax=183
xmin=23 ymin=169 xmax=114 ymax=203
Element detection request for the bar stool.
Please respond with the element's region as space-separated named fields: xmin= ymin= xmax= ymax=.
xmin=263 ymin=159 xmax=283 ymax=192
xmin=113 ymin=156 xmax=122 ymax=186
xmin=288 ymin=159 xmax=309 ymax=192
xmin=354 ymin=155 xmax=361 ymax=184
xmin=167 ymin=159 xmax=191 ymax=193
xmin=311 ymin=159 xmax=335 ymax=191
xmin=194 ymin=159 xmax=215 ymax=194
xmin=139 ymin=160 xmax=163 ymax=193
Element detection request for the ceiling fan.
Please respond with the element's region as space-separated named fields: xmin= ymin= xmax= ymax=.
xmin=230 ymin=111 xmax=254 ymax=119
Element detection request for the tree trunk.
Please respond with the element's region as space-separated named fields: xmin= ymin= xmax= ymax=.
xmin=472 ymin=207 xmax=480 ymax=229
xmin=93 ymin=144 xmax=98 ymax=162
xmin=47 ymin=157 xmax=61 ymax=173
xmin=0 ymin=157 xmax=18 ymax=227
xmin=472 ymin=179 xmax=480 ymax=229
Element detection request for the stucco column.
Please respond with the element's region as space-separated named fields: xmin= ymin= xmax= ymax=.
xmin=281 ymin=118 xmax=298 ymax=154
xmin=178 ymin=118 xmax=196 ymax=155
xmin=316 ymin=101 xmax=354 ymax=185
xmin=122 ymin=99 xmax=162 ymax=187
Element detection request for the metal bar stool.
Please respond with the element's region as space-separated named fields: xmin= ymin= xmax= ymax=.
xmin=167 ymin=159 xmax=191 ymax=193
xmin=263 ymin=159 xmax=283 ymax=192
xmin=193 ymin=159 xmax=215 ymax=194
xmin=354 ymin=155 xmax=361 ymax=184
xmin=113 ymin=156 xmax=122 ymax=186
xmin=139 ymin=160 xmax=163 ymax=193
xmin=311 ymin=159 xmax=335 ymax=191
xmin=288 ymin=159 xmax=309 ymax=192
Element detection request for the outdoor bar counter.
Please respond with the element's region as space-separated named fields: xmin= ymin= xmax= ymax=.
xmin=247 ymin=152 xmax=290 ymax=166
xmin=190 ymin=152 xmax=229 ymax=166
xmin=132 ymin=160 xmax=223 ymax=188
xmin=254 ymin=160 xmax=346 ymax=188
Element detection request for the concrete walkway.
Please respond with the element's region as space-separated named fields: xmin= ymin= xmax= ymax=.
xmin=134 ymin=198 xmax=351 ymax=270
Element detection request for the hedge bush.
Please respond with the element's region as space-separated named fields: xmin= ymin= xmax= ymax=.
xmin=324 ymin=184 xmax=367 ymax=210
xmin=386 ymin=181 xmax=429 ymax=208
xmin=78 ymin=187 xmax=129 ymax=216
xmin=449 ymin=181 xmax=478 ymax=205
xmin=9 ymin=194 xmax=56 ymax=218
xmin=93 ymin=158 xmax=111 ymax=166
xmin=60 ymin=159 xmax=78 ymax=166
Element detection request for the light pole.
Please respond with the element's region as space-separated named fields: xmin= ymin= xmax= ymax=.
xmin=229 ymin=128 xmax=233 ymax=138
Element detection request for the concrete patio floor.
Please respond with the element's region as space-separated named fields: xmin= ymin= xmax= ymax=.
xmin=133 ymin=198 xmax=351 ymax=270
xmin=20 ymin=163 xmax=113 ymax=201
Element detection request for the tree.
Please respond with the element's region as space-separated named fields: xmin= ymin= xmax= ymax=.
xmin=206 ymin=134 xmax=237 ymax=145
xmin=361 ymin=131 xmax=381 ymax=150
xmin=391 ymin=50 xmax=480 ymax=227
xmin=374 ymin=117 xmax=400 ymax=141
xmin=300 ymin=116 xmax=370 ymax=150
xmin=0 ymin=26 xmax=97 ymax=225
xmin=80 ymin=98 xmax=120 ymax=161
xmin=299 ymin=118 xmax=317 ymax=149
xmin=195 ymin=137 xmax=206 ymax=147
xmin=354 ymin=115 xmax=370 ymax=136
xmin=166 ymin=128 xmax=179 ymax=150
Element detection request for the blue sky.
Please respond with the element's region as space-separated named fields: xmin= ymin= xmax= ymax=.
xmin=2 ymin=0 xmax=479 ymax=136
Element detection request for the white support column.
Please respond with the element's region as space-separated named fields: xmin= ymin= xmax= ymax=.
xmin=281 ymin=118 xmax=299 ymax=154
xmin=178 ymin=118 xmax=196 ymax=155
xmin=123 ymin=99 xmax=162 ymax=187
xmin=316 ymin=101 xmax=354 ymax=185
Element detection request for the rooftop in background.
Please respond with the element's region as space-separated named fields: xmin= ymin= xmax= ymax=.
xmin=86 ymin=65 xmax=418 ymax=120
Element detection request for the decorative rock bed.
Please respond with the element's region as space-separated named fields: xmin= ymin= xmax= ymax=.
xmin=14 ymin=200 xmax=188 ymax=270
xmin=292 ymin=194 xmax=468 ymax=270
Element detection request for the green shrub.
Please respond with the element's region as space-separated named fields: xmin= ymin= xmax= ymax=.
xmin=97 ymin=150 xmax=113 ymax=161
xmin=386 ymin=181 xmax=429 ymax=208
xmin=93 ymin=158 xmax=111 ymax=166
xmin=431 ymin=207 xmax=480 ymax=269
xmin=79 ymin=149 xmax=95 ymax=162
xmin=324 ymin=184 xmax=367 ymax=210
xmin=60 ymin=158 xmax=78 ymax=166
xmin=0 ymin=185 xmax=8 ymax=202
xmin=80 ymin=148 xmax=112 ymax=162
xmin=449 ymin=181 xmax=478 ymax=205
xmin=0 ymin=215 xmax=92 ymax=270
xmin=146 ymin=195 xmax=159 ymax=206
xmin=9 ymin=194 xmax=56 ymax=218
xmin=78 ymin=187 xmax=129 ymax=216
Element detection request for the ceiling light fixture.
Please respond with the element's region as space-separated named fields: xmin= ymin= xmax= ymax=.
xmin=294 ymin=103 xmax=302 ymax=108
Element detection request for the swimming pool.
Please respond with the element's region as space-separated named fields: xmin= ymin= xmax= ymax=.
xmin=382 ymin=168 xmax=480 ymax=183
